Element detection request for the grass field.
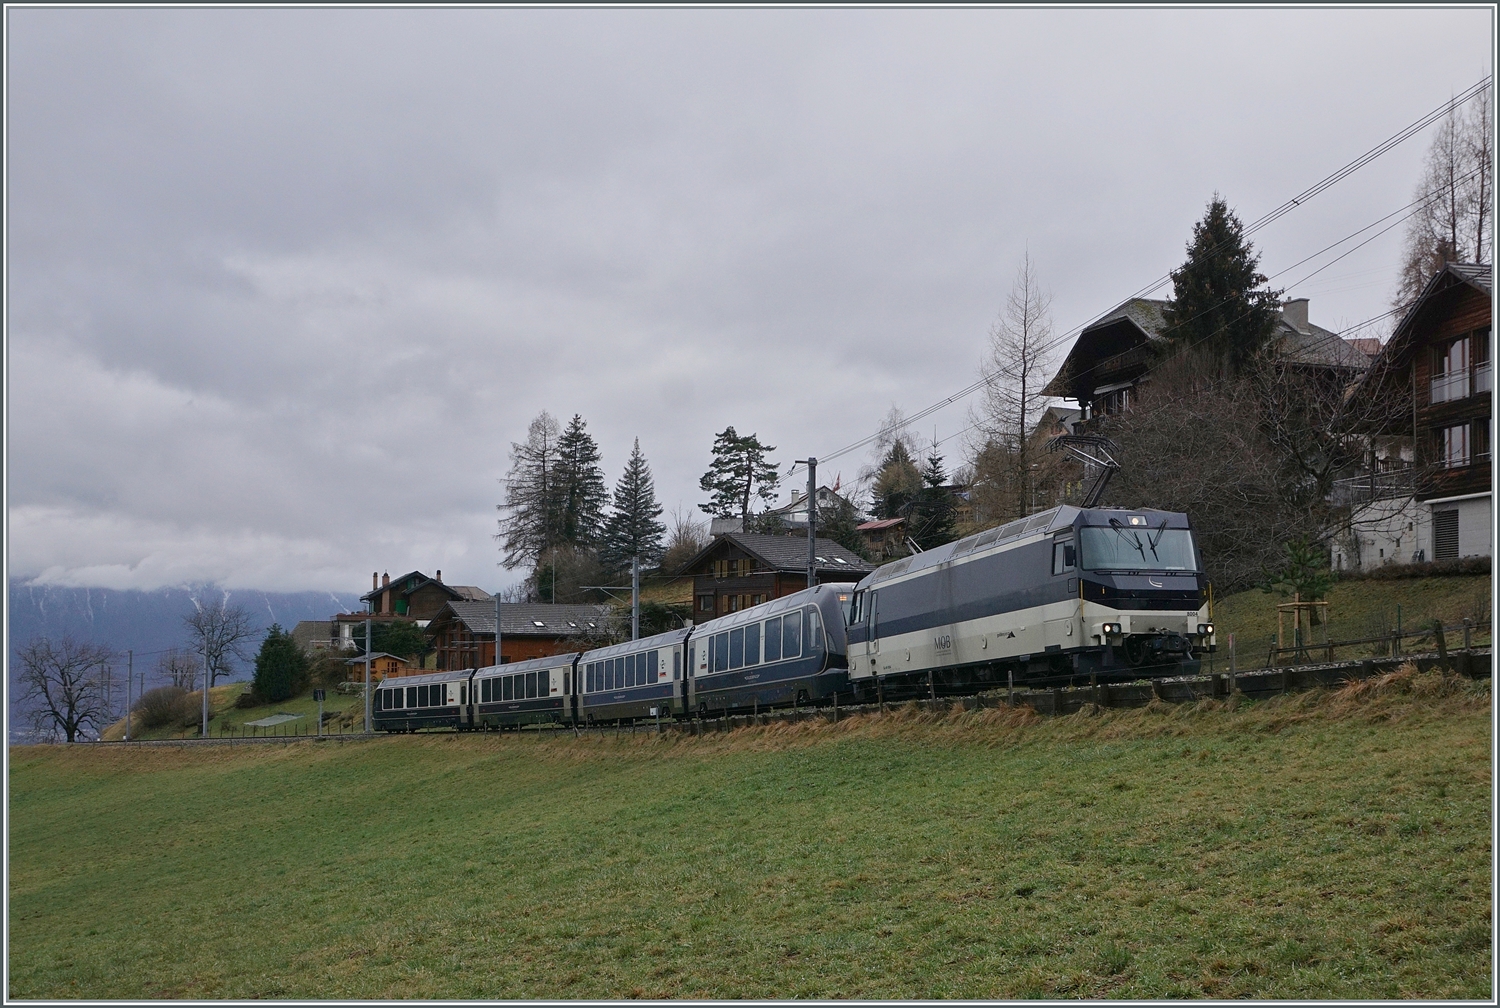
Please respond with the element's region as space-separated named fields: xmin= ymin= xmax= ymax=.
xmin=9 ymin=665 xmax=1491 ymax=999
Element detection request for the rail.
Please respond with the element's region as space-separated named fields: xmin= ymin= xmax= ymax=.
xmin=1265 ymin=617 xmax=1491 ymax=667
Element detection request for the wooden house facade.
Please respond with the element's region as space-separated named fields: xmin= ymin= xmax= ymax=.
xmin=677 ymin=533 xmax=874 ymax=621
xmin=427 ymin=601 xmax=613 ymax=670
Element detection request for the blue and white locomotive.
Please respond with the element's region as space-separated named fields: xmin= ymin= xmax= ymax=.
xmin=371 ymin=503 xmax=1212 ymax=731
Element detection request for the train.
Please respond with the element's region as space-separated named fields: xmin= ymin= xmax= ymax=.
xmin=371 ymin=503 xmax=1216 ymax=732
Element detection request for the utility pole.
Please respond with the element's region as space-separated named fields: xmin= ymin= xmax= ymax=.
xmin=363 ymin=617 xmax=372 ymax=733
xmin=201 ymin=647 xmax=210 ymax=738
xmin=124 ymin=649 xmax=133 ymax=741
xmin=631 ymin=555 xmax=640 ymax=641
xmin=795 ymin=457 xmax=818 ymax=589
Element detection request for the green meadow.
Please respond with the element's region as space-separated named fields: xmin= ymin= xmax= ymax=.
xmin=9 ymin=666 xmax=1491 ymax=999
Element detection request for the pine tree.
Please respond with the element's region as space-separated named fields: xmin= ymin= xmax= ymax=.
xmin=498 ymin=411 xmax=563 ymax=569
xmin=698 ymin=427 xmax=779 ymax=519
xmin=252 ymin=624 xmax=307 ymax=703
xmin=600 ymin=438 xmax=667 ymax=572
xmin=1161 ymin=196 xmax=1283 ymax=375
xmin=555 ymin=414 xmax=609 ymax=548
xmin=910 ymin=452 xmax=957 ymax=549
xmin=871 ymin=441 xmax=922 ymax=519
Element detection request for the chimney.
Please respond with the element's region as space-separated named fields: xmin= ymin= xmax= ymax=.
xmin=1282 ymin=297 xmax=1309 ymax=333
xmin=373 ymin=572 xmax=379 ymax=591
xmin=382 ymin=571 xmax=390 ymax=587
xmin=436 ymin=570 xmax=442 ymax=582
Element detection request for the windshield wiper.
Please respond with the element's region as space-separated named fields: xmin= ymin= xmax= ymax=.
xmin=1146 ymin=518 xmax=1169 ymax=561
xmin=1108 ymin=518 xmax=1147 ymax=563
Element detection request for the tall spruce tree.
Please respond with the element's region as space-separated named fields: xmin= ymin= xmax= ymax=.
xmin=600 ymin=438 xmax=667 ymax=572
xmin=1160 ymin=196 xmax=1283 ymax=375
xmin=555 ymin=414 xmax=609 ymax=548
xmin=910 ymin=451 xmax=957 ymax=549
xmin=698 ymin=427 xmax=779 ymax=519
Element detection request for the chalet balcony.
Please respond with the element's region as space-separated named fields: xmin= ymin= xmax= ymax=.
xmin=1331 ymin=467 xmax=1416 ymax=507
xmin=1430 ymin=361 xmax=1491 ymax=403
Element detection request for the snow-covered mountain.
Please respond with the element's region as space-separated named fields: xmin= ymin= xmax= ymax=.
xmin=8 ymin=579 xmax=361 ymax=741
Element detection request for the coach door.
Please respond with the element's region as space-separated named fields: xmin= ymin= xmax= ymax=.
xmin=867 ymin=591 xmax=880 ymax=656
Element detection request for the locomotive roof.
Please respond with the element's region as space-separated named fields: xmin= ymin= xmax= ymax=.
xmin=581 ymin=626 xmax=691 ymax=661
xmin=859 ymin=505 xmax=1191 ymax=588
xmin=474 ymin=652 xmax=581 ymax=677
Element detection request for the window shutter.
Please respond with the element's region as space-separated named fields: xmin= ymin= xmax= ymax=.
xmin=1432 ymin=509 xmax=1460 ymax=560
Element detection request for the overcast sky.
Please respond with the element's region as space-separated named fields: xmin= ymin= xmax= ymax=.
xmin=6 ymin=7 xmax=1493 ymax=594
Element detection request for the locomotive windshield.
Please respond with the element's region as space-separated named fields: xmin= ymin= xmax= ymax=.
xmin=1079 ymin=522 xmax=1198 ymax=572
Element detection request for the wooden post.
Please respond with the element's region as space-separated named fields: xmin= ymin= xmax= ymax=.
xmin=1433 ymin=619 xmax=1449 ymax=673
xmin=833 ymin=692 xmax=838 ymax=724
xmin=1008 ymin=667 xmax=1015 ymax=707
xmin=1228 ymin=633 xmax=1236 ymax=696
xmin=1091 ymin=672 xmax=1099 ymax=714
xmin=928 ymin=669 xmax=936 ymax=701
xmin=1463 ymin=618 xmax=1473 ymax=651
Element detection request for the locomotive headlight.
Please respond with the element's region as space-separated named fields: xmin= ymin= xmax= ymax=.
xmin=1101 ymin=622 xmax=1122 ymax=636
xmin=1198 ymin=623 xmax=1214 ymax=636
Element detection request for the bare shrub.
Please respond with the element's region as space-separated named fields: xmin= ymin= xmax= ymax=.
xmin=133 ymin=686 xmax=191 ymax=729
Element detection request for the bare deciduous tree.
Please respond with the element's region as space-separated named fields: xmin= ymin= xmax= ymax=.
xmin=970 ymin=252 xmax=1055 ymax=520
xmin=661 ymin=506 xmax=710 ymax=574
xmin=156 ymin=648 xmax=200 ymax=691
xmin=16 ymin=637 xmax=116 ymax=742
xmin=1395 ymin=87 xmax=1492 ymax=308
xmin=182 ymin=597 xmax=256 ymax=688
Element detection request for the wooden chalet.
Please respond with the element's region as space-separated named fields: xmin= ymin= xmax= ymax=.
xmin=427 ymin=601 xmax=613 ymax=670
xmin=1042 ymin=296 xmax=1371 ymax=420
xmin=1337 ymin=263 xmax=1491 ymax=566
xmin=361 ymin=569 xmax=492 ymax=619
xmin=343 ymin=652 xmax=416 ymax=681
xmin=677 ymin=533 xmax=874 ymax=620
xmin=856 ymin=517 xmax=907 ymax=561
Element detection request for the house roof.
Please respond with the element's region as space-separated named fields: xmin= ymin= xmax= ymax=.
xmin=676 ymin=532 xmax=875 ymax=576
xmin=1040 ymin=298 xmax=1168 ymax=397
xmin=1270 ymin=318 xmax=1372 ymax=371
xmin=857 ymin=518 xmax=906 ymax=531
xmin=345 ymin=652 xmax=409 ymax=665
xmin=436 ymin=601 xmax=613 ymax=636
xmin=360 ymin=571 xmax=493 ymax=604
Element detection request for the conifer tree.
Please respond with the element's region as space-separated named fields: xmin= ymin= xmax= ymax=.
xmin=1161 ymin=196 xmax=1282 ymax=375
xmin=601 ymin=438 xmax=667 ymax=572
xmin=555 ymin=414 xmax=609 ymax=548
xmin=911 ymin=451 xmax=957 ymax=549
xmin=252 ymin=624 xmax=307 ymax=703
xmin=698 ymin=427 xmax=779 ymax=520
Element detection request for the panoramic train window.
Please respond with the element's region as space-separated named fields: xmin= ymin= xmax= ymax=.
xmin=806 ymin=608 xmax=823 ymax=653
xmin=745 ymin=623 xmax=760 ymax=665
xmin=783 ymin=613 xmax=801 ymax=659
xmin=407 ymin=686 xmax=417 ymax=708
xmin=729 ymin=627 xmax=744 ymax=669
xmin=764 ymin=616 xmax=782 ymax=661
xmin=526 ymin=672 xmax=537 ymax=699
xmin=714 ymin=632 xmax=729 ymax=672
xmin=1080 ymin=525 xmax=1197 ymax=571
xmin=503 ymin=676 xmax=514 ymax=701
xmin=674 ymin=650 xmax=681 ymax=679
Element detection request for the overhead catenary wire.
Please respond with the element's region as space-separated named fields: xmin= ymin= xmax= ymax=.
xmin=777 ymin=77 xmax=1491 ymax=486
